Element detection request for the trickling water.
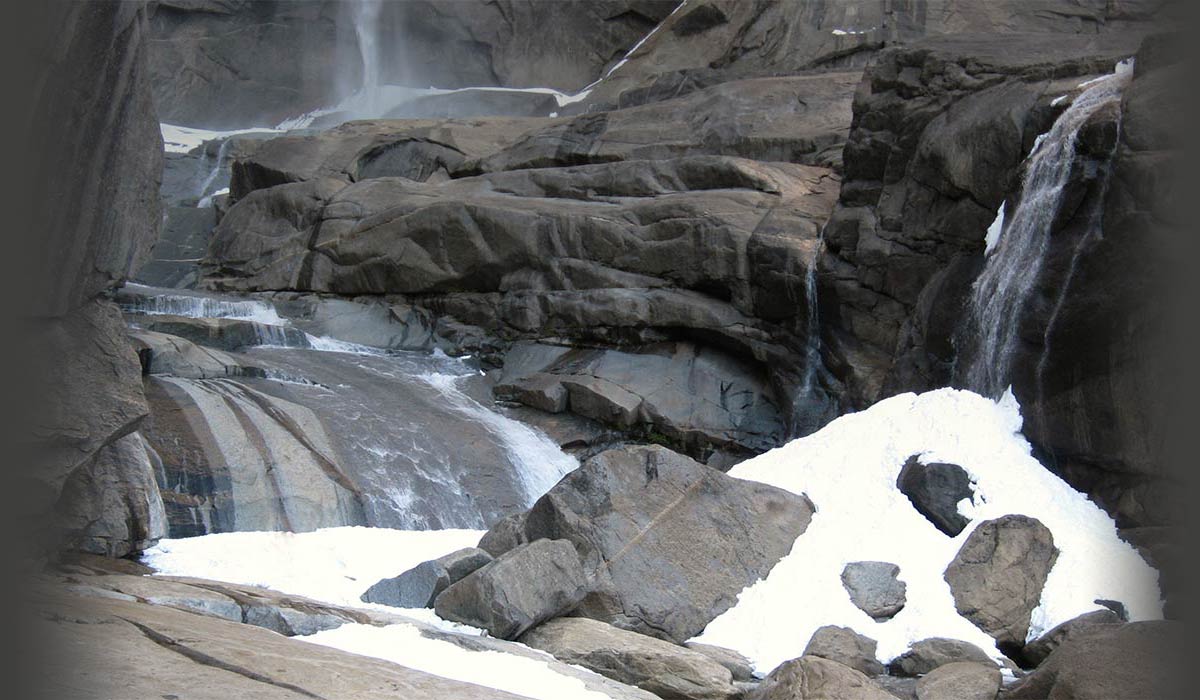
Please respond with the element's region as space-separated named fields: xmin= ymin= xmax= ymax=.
xmin=961 ymin=60 xmax=1132 ymax=397
xmin=352 ymin=0 xmax=384 ymax=116
xmin=194 ymin=138 xmax=231 ymax=207
xmin=798 ymin=230 xmax=825 ymax=398
xmin=121 ymin=283 xmax=288 ymax=326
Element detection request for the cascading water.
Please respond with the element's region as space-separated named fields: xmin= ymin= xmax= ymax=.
xmin=194 ymin=138 xmax=231 ymax=207
xmin=351 ymin=0 xmax=384 ymax=117
xmin=960 ymin=60 xmax=1133 ymax=397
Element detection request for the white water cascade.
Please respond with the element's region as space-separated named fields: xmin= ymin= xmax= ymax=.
xmin=351 ymin=0 xmax=384 ymax=116
xmin=961 ymin=60 xmax=1132 ymax=397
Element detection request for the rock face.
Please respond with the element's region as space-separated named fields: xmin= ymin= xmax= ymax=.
xmin=943 ymin=515 xmax=1059 ymax=649
xmin=840 ymin=561 xmax=907 ymax=621
xmin=896 ymin=457 xmax=974 ymax=537
xmin=748 ymin=656 xmax=894 ymax=700
xmin=519 ymin=617 xmax=739 ymax=700
xmin=802 ymin=625 xmax=885 ymax=677
xmin=205 ymin=152 xmax=840 ymax=456
xmin=361 ymin=547 xmax=493 ymax=608
xmin=1004 ymin=621 xmax=1183 ymax=699
xmin=913 ymin=662 xmax=1000 ymax=700
xmin=479 ymin=445 xmax=815 ymax=643
xmin=888 ymin=638 xmax=997 ymax=677
xmin=148 ymin=0 xmax=677 ymax=128
xmin=433 ymin=538 xmax=588 ymax=639
xmin=24 ymin=1 xmax=165 ymax=557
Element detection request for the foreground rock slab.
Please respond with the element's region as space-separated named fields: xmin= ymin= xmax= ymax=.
xmin=803 ymin=625 xmax=885 ymax=677
xmin=914 ymin=661 xmax=1000 ymax=700
xmin=481 ymin=444 xmax=815 ymax=643
xmin=520 ymin=617 xmax=739 ymax=700
xmin=434 ymin=538 xmax=587 ymax=639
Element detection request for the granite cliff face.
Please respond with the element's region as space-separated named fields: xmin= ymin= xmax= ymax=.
xmin=25 ymin=0 xmax=167 ymax=557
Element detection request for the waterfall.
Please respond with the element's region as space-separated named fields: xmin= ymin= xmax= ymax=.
xmin=120 ymin=284 xmax=288 ymax=326
xmin=960 ymin=60 xmax=1132 ymax=397
xmin=798 ymin=229 xmax=825 ymax=398
xmin=352 ymin=0 xmax=384 ymax=116
xmin=194 ymin=138 xmax=231 ymax=207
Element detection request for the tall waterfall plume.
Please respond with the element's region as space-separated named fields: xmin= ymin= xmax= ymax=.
xmin=959 ymin=60 xmax=1132 ymax=398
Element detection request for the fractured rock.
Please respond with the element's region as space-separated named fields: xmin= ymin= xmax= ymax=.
xmin=361 ymin=547 xmax=493 ymax=608
xmin=433 ymin=539 xmax=587 ymax=639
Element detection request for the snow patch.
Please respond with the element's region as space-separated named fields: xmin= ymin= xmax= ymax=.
xmin=690 ymin=388 xmax=1161 ymax=674
xmin=160 ymin=123 xmax=283 ymax=154
xmin=299 ymin=623 xmax=615 ymax=700
xmin=142 ymin=526 xmax=483 ymax=608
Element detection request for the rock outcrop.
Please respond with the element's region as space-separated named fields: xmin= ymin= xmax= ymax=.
xmin=802 ymin=625 xmax=885 ymax=677
xmin=477 ymin=445 xmax=815 ymax=643
xmin=24 ymin=0 xmax=165 ymax=557
xmin=943 ymin=515 xmax=1058 ymax=649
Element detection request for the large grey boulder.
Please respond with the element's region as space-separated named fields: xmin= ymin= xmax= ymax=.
xmin=888 ymin=638 xmax=998 ymax=677
xmin=685 ymin=642 xmax=758 ymax=683
xmin=748 ymin=656 xmax=894 ymax=700
xmin=802 ymin=625 xmax=885 ymax=677
xmin=841 ymin=561 xmax=907 ymax=621
xmin=519 ymin=617 xmax=738 ymax=700
xmin=433 ymin=539 xmax=588 ymax=640
xmin=481 ymin=445 xmax=815 ymax=643
xmin=361 ymin=547 xmax=493 ymax=608
xmin=943 ymin=515 xmax=1059 ymax=648
xmin=896 ymin=457 xmax=975 ymax=537
xmin=914 ymin=662 xmax=1000 ymax=700
xmin=1021 ymin=608 xmax=1122 ymax=667
xmin=53 ymin=432 xmax=168 ymax=558
xmin=1004 ymin=621 xmax=1183 ymax=699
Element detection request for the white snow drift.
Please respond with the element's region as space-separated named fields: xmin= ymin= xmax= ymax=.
xmin=690 ymin=388 xmax=1162 ymax=673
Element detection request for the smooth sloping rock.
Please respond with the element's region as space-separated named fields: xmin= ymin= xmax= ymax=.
xmin=914 ymin=662 xmax=1000 ymax=700
xmin=803 ymin=625 xmax=885 ymax=677
xmin=1004 ymin=621 xmax=1183 ymax=699
xmin=129 ymin=329 xmax=245 ymax=379
xmin=433 ymin=539 xmax=587 ymax=639
xmin=1021 ymin=608 xmax=1122 ymax=667
xmin=841 ymin=561 xmax=907 ymax=621
xmin=685 ymin=642 xmax=758 ymax=682
xmin=896 ymin=457 xmax=974 ymax=536
xmin=748 ymin=656 xmax=894 ymax=700
xmin=944 ymin=515 xmax=1058 ymax=648
xmin=485 ymin=445 xmax=814 ymax=643
xmin=889 ymin=638 xmax=997 ymax=677
xmin=53 ymin=432 xmax=167 ymax=558
xmin=361 ymin=547 xmax=493 ymax=608
xmin=520 ymin=617 xmax=738 ymax=700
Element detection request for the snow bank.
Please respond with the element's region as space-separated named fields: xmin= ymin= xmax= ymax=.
xmin=691 ymin=388 xmax=1161 ymax=673
xmin=160 ymin=123 xmax=284 ymax=153
xmin=142 ymin=526 xmax=483 ymax=608
xmin=300 ymin=623 xmax=614 ymax=700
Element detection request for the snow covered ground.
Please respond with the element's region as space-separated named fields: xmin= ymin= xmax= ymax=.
xmin=142 ymin=388 xmax=1161 ymax=687
xmin=690 ymin=388 xmax=1162 ymax=673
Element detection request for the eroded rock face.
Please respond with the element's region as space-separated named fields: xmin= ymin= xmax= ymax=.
xmin=433 ymin=539 xmax=588 ymax=640
xmin=943 ymin=515 xmax=1059 ymax=649
xmin=480 ymin=445 xmax=815 ymax=643
xmin=519 ymin=617 xmax=739 ymax=700
xmin=748 ymin=656 xmax=894 ymax=700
